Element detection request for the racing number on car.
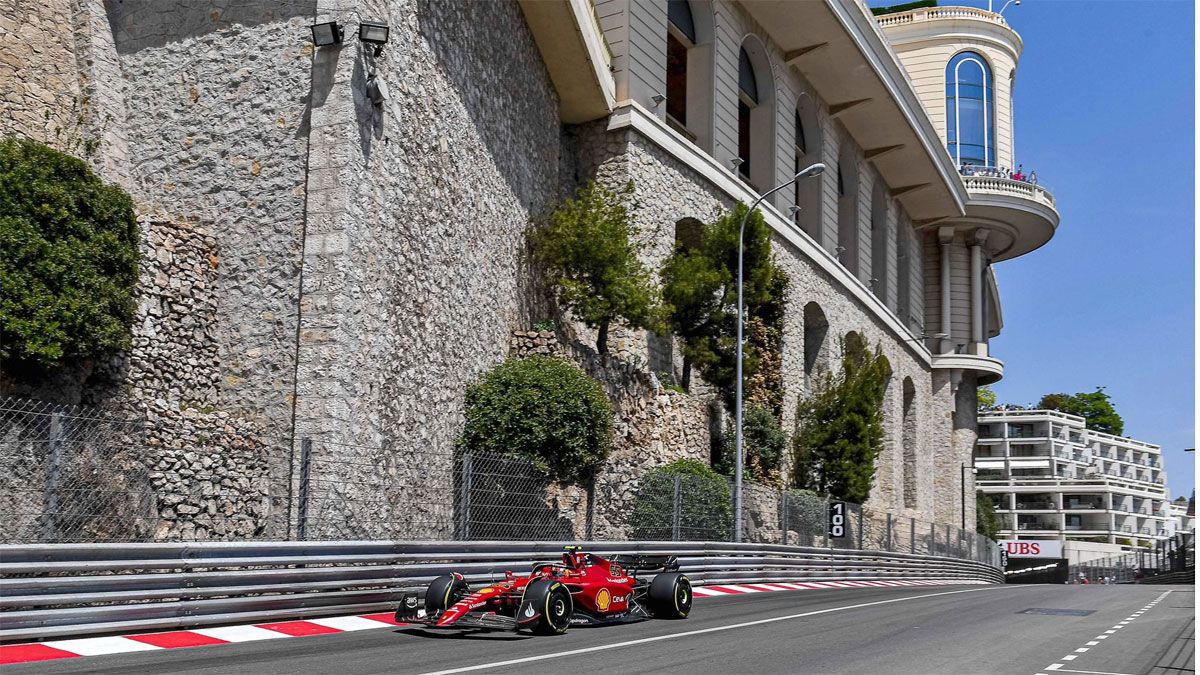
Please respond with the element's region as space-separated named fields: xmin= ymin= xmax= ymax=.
xmin=828 ymin=501 xmax=846 ymax=538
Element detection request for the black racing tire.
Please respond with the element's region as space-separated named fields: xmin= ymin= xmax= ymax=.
xmin=522 ymin=579 xmax=573 ymax=635
xmin=426 ymin=574 xmax=469 ymax=614
xmin=648 ymin=572 xmax=692 ymax=619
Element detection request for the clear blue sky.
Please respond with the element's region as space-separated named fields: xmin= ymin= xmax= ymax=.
xmin=873 ymin=0 xmax=1196 ymax=499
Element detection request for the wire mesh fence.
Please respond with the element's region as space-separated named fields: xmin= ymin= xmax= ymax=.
xmin=1068 ymin=535 xmax=1195 ymax=584
xmin=0 ymin=397 xmax=999 ymax=567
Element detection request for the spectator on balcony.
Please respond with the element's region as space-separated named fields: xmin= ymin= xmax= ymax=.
xmin=1011 ymin=164 xmax=1025 ymax=181
xmin=961 ymin=162 xmax=975 ymax=176
xmin=1029 ymin=170 xmax=1038 ymax=185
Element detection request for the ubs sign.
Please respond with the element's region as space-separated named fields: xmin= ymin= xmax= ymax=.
xmin=999 ymin=540 xmax=1063 ymax=559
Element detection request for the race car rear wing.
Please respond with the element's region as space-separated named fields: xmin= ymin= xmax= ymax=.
xmin=608 ymin=554 xmax=680 ymax=572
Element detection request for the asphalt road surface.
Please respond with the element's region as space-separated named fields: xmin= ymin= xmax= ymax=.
xmin=8 ymin=584 xmax=1193 ymax=675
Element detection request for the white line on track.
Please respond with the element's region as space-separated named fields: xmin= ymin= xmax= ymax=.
xmin=1034 ymin=590 xmax=1171 ymax=675
xmin=418 ymin=586 xmax=1008 ymax=675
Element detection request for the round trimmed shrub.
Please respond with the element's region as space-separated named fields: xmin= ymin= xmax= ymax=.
xmin=459 ymin=355 xmax=612 ymax=483
xmin=0 ymin=137 xmax=139 ymax=374
xmin=630 ymin=459 xmax=732 ymax=541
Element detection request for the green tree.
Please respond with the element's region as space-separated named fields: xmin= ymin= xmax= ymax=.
xmin=661 ymin=203 xmax=784 ymax=410
xmin=976 ymin=490 xmax=1001 ymax=540
xmin=531 ymin=181 xmax=661 ymax=355
xmin=1038 ymin=388 xmax=1125 ymax=435
xmin=0 ymin=137 xmax=139 ymax=375
xmin=630 ymin=459 xmax=732 ymax=541
xmin=977 ymin=384 xmax=997 ymax=410
xmin=791 ymin=333 xmax=891 ymax=503
xmin=459 ymin=356 xmax=613 ymax=483
xmin=713 ymin=403 xmax=788 ymax=481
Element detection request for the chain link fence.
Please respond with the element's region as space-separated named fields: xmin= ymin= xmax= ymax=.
xmin=1068 ymin=535 xmax=1195 ymax=584
xmin=0 ymin=397 xmax=999 ymax=567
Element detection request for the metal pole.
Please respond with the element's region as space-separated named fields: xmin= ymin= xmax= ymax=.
xmin=297 ymin=438 xmax=312 ymax=540
xmin=733 ymin=163 xmax=825 ymax=542
xmin=672 ymin=475 xmax=682 ymax=541
xmin=857 ymin=506 xmax=864 ymax=550
xmin=780 ymin=490 xmax=789 ymax=546
xmin=911 ymin=517 xmax=916 ymax=554
xmin=42 ymin=412 xmax=64 ymax=542
xmin=459 ymin=451 xmax=473 ymax=539
xmin=961 ymin=463 xmax=967 ymax=530
xmin=886 ymin=513 xmax=893 ymax=552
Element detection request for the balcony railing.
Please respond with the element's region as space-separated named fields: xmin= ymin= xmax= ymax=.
xmin=876 ymin=5 xmax=1011 ymax=28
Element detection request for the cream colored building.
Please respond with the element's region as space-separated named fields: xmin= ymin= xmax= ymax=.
xmin=976 ymin=410 xmax=1171 ymax=548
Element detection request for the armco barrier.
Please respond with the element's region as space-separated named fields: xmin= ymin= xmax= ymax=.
xmin=0 ymin=540 xmax=1002 ymax=642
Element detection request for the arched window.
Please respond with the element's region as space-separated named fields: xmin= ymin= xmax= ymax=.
xmin=870 ymin=180 xmax=888 ymax=300
xmin=946 ymin=51 xmax=994 ymax=167
xmin=666 ymin=1 xmax=694 ymax=131
xmin=836 ymin=146 xmax=858 ymax=274
xmin=665 ymin=1 xmax=715 ymax=150
xmin=902 ymin=377 xmax=917 ymax=509
xmin=803 ymin=302 xmax=828 ymax=378
xmin=793 ymin=98 xmax=822 ymax=240
xmin=736 ymin=39 xmax=775 ymax=191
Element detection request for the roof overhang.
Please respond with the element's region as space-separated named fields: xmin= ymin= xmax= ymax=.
xmin=517 ymin=0 xmax=616 ymax=123
xmin=739 ymin=0 xmax=967 ymax=222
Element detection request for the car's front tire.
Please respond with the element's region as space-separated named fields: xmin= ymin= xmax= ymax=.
xmin=521 ymin=579 xmax=573 ymax=635
xmin=648 ymin=572 xmax=692 ymax=619
xmin=426 ymin=573 xmax=469 ymax=614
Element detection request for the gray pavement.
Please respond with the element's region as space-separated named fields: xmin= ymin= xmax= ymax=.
xmin=7 ymin=584 xmax=1192 ymax=675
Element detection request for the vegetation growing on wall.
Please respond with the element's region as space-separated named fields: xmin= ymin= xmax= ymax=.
xmin=790 ymin=333 xmax=891 ymax=503
xmin=660 ymin=203 xmax=787 ymax=412
xmin=530 ymin=181 xmax=661 ymax=355
xmin=1038 ymin=388 xmax=1125 ymax=436
xmin=459 ymin=356 xmax=612 ymax=483
xmin=713 ymin=404 xmax=788 ymax=482
xmin=630 ymin=459 xmax=732 ymax=540
xmin=0 ymin=137 xmax=139 ymax=376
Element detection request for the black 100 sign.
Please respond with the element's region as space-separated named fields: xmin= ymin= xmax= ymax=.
xmin=828 ymin=501 xmax=847 ymax=538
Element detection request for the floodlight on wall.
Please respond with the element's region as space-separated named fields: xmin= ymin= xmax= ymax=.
xmin=787 ymin=205 xmax=801 ymax=216
xmin=651 ymin=94 xmax=665 ymax=107
xmin=729 ymin=157 xmax=744 ymax=170
xmin=359 ymin=21 xmax=390 ymax=56
xmin=310 ymin=21 xmax=344 ymax=47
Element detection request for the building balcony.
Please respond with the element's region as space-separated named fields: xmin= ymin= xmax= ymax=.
xmin=931 ymin=350 xmax=1004 ymax=385
xmin=960 ymin=171 xmax=1059 ymax=262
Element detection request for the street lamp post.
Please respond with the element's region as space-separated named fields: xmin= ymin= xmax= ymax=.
xmin=961 ymin=462 xmax=978 ymax=530
xmin=733 ymin=162 xmax=825 ymax=542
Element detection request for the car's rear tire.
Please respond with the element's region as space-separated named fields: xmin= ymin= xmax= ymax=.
xmin=648 ymin=572 xmax=692 ymax=619
xmin=522 ymin=579 xmax=573 ymax=635
xmin=426 ymin=573 xmax=469 ymax=614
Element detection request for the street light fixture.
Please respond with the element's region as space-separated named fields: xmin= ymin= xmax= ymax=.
xmin=310 ymin=21 xmax=344 ymax=47
xmin=997 ymin=0 xmax=1020 ymax=15
xmin=359 ymin=20 xmax=390 ymax=56
xmin=733 ymin=162 xmax=825 ymax=542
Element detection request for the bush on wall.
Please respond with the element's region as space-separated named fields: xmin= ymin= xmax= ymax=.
xmin=630 ymin=459 xmax=732 ymax=540
xmin=0 ymin=137 xmax=139 ymax=375
xmin=459 ymin=355 xmax=612 ymax=483
xmin=712 ymin=403 xmax=788 ymax=482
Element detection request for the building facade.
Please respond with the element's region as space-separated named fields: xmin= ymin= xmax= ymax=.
xmin=0 ymin=0 xmax=1059 ymax=539
xmin=976 ymin=409 xmax=1170 ymax=548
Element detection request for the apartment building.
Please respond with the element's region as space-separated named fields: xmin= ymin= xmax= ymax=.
xmin=976 ymin=410 xmax=1170 ymax=548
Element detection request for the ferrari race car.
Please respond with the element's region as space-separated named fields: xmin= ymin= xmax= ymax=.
xmin=394 ymin=546 xmax=692 ymax=635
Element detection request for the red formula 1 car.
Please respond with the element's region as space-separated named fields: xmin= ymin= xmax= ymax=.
xmin=394 ymin=546 xmax=692 ymax=635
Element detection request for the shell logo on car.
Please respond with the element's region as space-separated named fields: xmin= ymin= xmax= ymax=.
xmin=596 ymin=588 xmax=611 ymax=611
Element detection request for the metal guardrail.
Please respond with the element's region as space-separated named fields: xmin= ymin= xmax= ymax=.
xmin=0 ymin=540 xmax=1001 ymax=642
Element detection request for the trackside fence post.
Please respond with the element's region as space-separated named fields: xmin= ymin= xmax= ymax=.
xmin=886 ymin=513 xmax=893 ymax=552
xmin=931 ymin=522 xmax=936 ymax=555
xmin=459 ymin=451 xmax=473 ymax=540
xmin=910 ymin=517 xmax=916 ymax=554
xmin=297 ymin=438 xmax=312 ymax=540
xmin=780 ymin=490 xmax=789 ymax=546
xmin=41 ymin=411 xmax=64 ymax=542
xmin=857 ymin=506 xmax=864 ymax=550
xmin=671 ymin=475 xmax=682 ymax=541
